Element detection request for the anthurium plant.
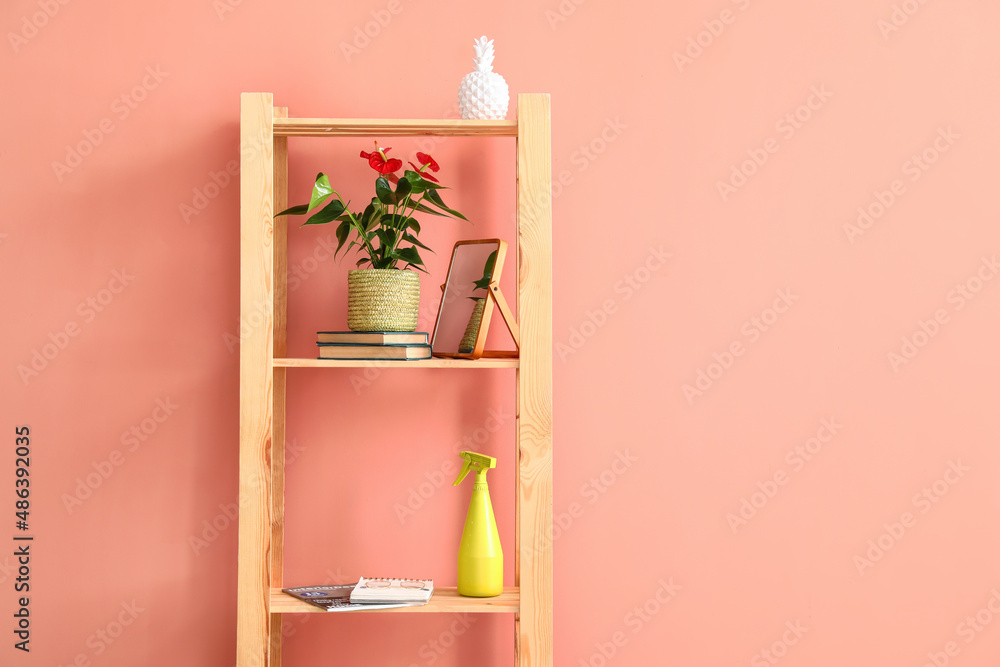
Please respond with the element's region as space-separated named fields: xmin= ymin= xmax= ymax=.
xmin=469 ymin=249 xmax=498 ymax=301
xmin=275 ymin=142 xmax=468 ymax=272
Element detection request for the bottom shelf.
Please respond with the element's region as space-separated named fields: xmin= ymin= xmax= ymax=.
xmin=270 ymin=587 xmax=519 ymax=614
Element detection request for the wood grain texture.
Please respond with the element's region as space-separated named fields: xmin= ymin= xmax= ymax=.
xmin=237 ymin=92 xmax=274 ymax=667
xmin=274 ymin=117 xmax=517 ymax=137
xmin=268 ymin=106 xmax=288 ymax=667
xmin=272 ymin=357 xmax=519 ymax=369
xmin=269 ymin=588 xmax=520 ymax=614
xmin=514 ymin=93 xmax=554 ymax=667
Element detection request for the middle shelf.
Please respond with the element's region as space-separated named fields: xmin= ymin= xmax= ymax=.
xmin=269 ymin=587 xmax=520 ymax=614
xmin=273 ymin=358 xmax=519 ymax=369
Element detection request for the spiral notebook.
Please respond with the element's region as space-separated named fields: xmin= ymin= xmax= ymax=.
xmin=349 ymin=577 xmax=434 ymax=604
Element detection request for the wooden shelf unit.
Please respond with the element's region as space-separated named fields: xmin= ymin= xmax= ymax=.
xmin=238 ymin=93 xmax=552 ymax=667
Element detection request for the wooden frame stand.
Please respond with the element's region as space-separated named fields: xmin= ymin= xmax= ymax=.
xmin=237 ymin=93 xmax=552 ymax=667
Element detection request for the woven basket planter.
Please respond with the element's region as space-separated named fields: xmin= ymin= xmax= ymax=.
xmin=458 ymin=297 xmax=487 ymax=352
xmin=347 ymin=269 xmax=420 ymax=332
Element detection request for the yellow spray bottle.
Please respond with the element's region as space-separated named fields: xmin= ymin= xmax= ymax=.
xmin=453 ymin=451 xmax=502 ymax=597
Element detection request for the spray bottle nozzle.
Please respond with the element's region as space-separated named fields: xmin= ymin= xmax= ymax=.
xmin=453 ymin=451 xmax=497 ymax=485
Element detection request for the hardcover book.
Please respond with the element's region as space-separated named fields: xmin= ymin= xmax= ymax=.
xmin=317 ymin=331 xmax=429 ymax=345
xmin=317 ymin=343 xmax=432 ymax=360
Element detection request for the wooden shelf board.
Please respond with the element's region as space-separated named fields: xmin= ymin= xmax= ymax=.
xmin=274 ymin=118 xmax=518 ymax=137
xmin=270 ymin=587 xmax=519 ymax=614
xmin=273 ymin=357 xmax=519 ymax=369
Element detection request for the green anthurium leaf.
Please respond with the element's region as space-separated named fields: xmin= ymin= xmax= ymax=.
xmin=356 ymin=256 xmax=371 ymax=267
xmin=412 ymin=201 xmax=449 ymax=217
xmin=408 ymin=219 xmax=421 ymax=234
xmin=403 ymin=170 xmax=444 ymax=190
xmin=476 ymin=249 xmax=498 ymax=287
xmin=404 ymin=263 xmax=430 ymax=274
xmin=375 ymin=228 xmax=397 ymax=251
xmin=359 ymin=203 xmax=376 ymax=232
xmin=425 ymin=189 xmax=468 ymax=221
xmin=395 ymin=176 xmax=412 ymax=198
xmin=303 ymin=198 xmax=346 ymax=225
xmin=335 ymin=220 xmax=351 ymax=257
xmin=275 ymin=203 xmax=310 ymax=217
xmin=375 ymin=177 xmax=396 ymax=205
xmin=309 ymin=173 xmax=333 ymax=211
xmin=380 ymin=213 xmax=415 ymax=230
xmin=395 ymin=246 xmax=424 ymax=267
xmin=402 ymin=171 xmax=427 ymax=193
xmin=403 ymin=233 xmax=433 ymax=253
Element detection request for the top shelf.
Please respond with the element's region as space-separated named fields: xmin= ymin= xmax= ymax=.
xmin=274 ymin=117 xmax=519 ymax=138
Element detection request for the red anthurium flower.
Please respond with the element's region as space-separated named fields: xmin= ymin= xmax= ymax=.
xmin=415 ymin=152 xmax=440 ymax=172
xmin=408 ymin=153 xmax=441 ymax=182
xmin=408 ymin=162 xmax=439 ymax=182
xmin=360 ymin=142 xmax=402 ymax=175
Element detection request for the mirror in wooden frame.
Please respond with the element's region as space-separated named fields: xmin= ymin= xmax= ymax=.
xmin=431 ymin=239 xmax=519 ymax=359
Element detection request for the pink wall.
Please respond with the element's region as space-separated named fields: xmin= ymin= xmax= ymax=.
xmin=3 ymin=0 xmax=1000 ymax=665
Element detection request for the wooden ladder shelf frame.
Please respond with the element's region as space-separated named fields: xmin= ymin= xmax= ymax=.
xmin=237 ymin=93 xmax=553 ymax=667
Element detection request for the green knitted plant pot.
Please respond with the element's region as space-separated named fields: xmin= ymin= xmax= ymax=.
xmin=347 ymin=269 xmax=420 ymax=332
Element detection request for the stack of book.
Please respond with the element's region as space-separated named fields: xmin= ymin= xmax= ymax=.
xmin=316 ymin=331 xmax=432 ymax=360
xmin=282 ymin=578 xmax=434 ymax=612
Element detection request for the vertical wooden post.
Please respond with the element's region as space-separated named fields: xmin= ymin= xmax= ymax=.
xmin=268 ymin=106 xmax=288 ymax=667
xmin=515 ymin=93 xmax=553 ymax=667
xmin=238 ymin=92 xmax=275 ymax=667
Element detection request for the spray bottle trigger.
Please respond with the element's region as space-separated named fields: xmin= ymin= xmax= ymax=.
xmin=454 ymin=458 xmax=473 ymax=486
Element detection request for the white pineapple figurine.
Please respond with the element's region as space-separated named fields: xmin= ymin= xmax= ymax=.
xmin=458 ymin=36 xmax=510 ymax=120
